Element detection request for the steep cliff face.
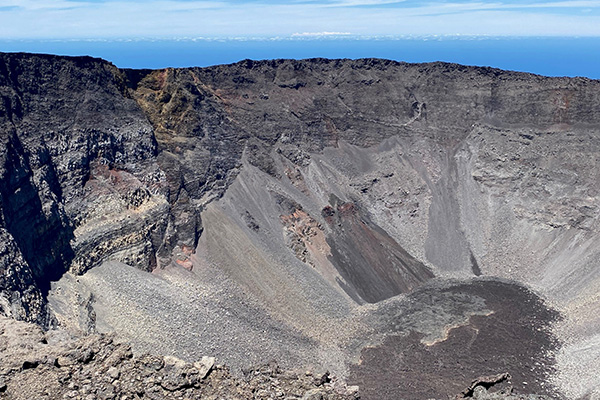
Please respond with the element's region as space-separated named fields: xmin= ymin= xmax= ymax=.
xmin=1 ymin=53 xmax=600 ymax=399
xmin=0 ymin=53 xmax=173 ymax=323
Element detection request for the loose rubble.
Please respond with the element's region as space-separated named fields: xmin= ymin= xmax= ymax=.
xmin=0 ymin=316 xmax=359 ymax=400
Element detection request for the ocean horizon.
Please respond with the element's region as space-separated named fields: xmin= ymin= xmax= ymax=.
xmin=1 ymin=36 xmax=599 ymax=79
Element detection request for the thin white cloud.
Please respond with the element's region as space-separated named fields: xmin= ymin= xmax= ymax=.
xmin=404 ymin=1 xmax=600 ymax=14
xmin=0 ymin=0 xmax=86 ymax=10
xmin=0 ymin=0 xmax=599 ymax=39
xmin=0 ymin=0 xmax=229 ymax=10
xmin=516 ymin=1 xmax=600 ymax=7
xmin=319 ymin=0 xmax=406 ymax=7
xmin=292 ymin=31 xmax=352 ymax=36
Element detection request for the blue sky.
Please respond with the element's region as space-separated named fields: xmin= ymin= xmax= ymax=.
xmin=1 ymin=0 xmax=600 ymax=39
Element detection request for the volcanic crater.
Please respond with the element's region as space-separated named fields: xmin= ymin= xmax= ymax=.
xmin=1 ymin=52 xmax=600 ymax=399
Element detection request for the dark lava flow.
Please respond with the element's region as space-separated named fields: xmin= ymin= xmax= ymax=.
xmin=350 ymin=280 xmax=562 ymax=400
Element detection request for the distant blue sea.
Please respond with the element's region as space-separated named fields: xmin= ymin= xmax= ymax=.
xmin=1 ymin=37 xmax=599 ymax=79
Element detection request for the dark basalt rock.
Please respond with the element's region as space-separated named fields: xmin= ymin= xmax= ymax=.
xmin=0 ymin=129 xmax=73 ymax=297
xmin=0 ymin=228 xmax=44 ymax=323
xmin=350 ymin=280 xmax=562 ymax=400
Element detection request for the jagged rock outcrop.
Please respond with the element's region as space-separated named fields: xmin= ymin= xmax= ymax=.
xmin=457 ymin=372 xmax=552 ymax=399
xmin=0 ymin=127 xmax=72 ymax=324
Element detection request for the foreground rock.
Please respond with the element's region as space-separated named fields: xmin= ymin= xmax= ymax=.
xmin=457 ymin=373 xmax=552 ymax=399
xmin=0 ymin=316 xmax=359 ymax=400
xmin=1 ymin=315 xmax=560 ymax=399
